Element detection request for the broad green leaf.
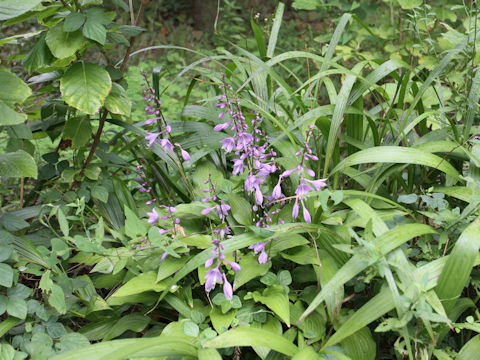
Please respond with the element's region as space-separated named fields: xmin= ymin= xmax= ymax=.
xmin=124 ymin=205 xmax=146 ymax=238
xmin=0 ymin=0 xmax=42 ymax=20
xmin=111 ymin=271 xmax=167 ymax=298
xmin=341 ymin=327 xmax=376 ymax=360
xmin=250 ymin=285 xmax=290 ymax=326
xmin=51 ymin=336 xmax=197 ymax=360
xmin=198 ymin=348 xmax=222 ymax=360
xmin=46 ymin=24 xmax=84 ymax=59
xmin=331 ymin=146 xmax=460 ymax=181
xmin=458 ymin=334 xmax=480 ymax=360
xmin=49 ymin=284 xmax=66 ymax=314
xmin=0 ymin=317 xmax=20 ymax=338
xmin=298 ymin=224 xmax=435 ymax=322
xmin=0 ymin=67 xmax=32 ymax=104
xmin=60 ymin=62 xmax=112 ymax=115
xmin=7 ymin=298 xmax=27 ymax=319
xmin=210 ymin=308 xmax=235 ymax=334
xmin=228 ymin=193 xmax=252 ymax=226
xmin=56 ymin=333 xmax=90 ymax=354
xmin=234 ymin=253 xmax=271 ymax=290
xmin=22 ymin=34 xmax=55 ymax=73
xmin=292 ymin=346 xmax=322 ymax=359
xmin=64 ymin=13 xmax=86 ymax=32
xmin=84 ymin=165 xmax=101 ymax=181
xmin=104 ymin=83 xmax=131 ymax=116
xmin=252 ymin=316 xmax=283 ymax=358
xmin=103 ymin=314 xmax=150 ymax=341
xmin=62 ymin=116 xmax=92 ymax=148
xmin=91 ymin=185 xmax=108 ymax=203
xmin=57 ymin=208 xmax=69 ymax=237
xmin=83 ymin=18 xmax=106 ymax=45
xmin=398 ymin=0 xmax=422 ymax=9
xmin=0 ymin=263 xmax=13 ymax=287
xmin=0 ymin=100 xmax=26 ymax=125
xmin=203 ymin=326 xmax=298 ymax=356
xmin=156 ymin=256 xmax=190 ymax=283
xmin=435 ymin=218 xmax=480 ymax=313
xmin=0 ymin=150 xmax=37 ymax=178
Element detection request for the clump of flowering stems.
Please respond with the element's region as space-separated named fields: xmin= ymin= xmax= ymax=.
xmin=271 ymin=125 xmax=327 ymax=222
xmin=202 ymin=175 xmax=240 ymax=300
xmin=140 ymin=70 xmax=190 ymax=162
xmin=139 ymin=70 xmax=193 ymax=262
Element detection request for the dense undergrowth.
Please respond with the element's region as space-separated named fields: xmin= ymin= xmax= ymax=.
xmin=1 ymin=0 xmax=480 ymax=359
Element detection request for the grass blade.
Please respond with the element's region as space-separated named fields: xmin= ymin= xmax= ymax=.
xmin=266 ymin=2 xmax=285 ymax=58
xmin=435 ymin=217 xmax=480 ymax=313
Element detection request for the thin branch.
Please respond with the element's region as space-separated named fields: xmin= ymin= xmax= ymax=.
xmin=128 ymin=0 xmax=135 ymax=25
xmin=79 ymin=111 xmax=108 ymax=177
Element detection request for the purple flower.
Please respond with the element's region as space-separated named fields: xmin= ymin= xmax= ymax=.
xmin=145 ymin=132 xmax=161 ymax=146
xmin=255 ymin=186 xmax=263 ymax=205
xmin=205 ymin=267 xmax=223 ymax=292
xmin=226 ymin=260 xmax=241 ymax=272
xmin=205 ymin=257 xmax=214 ymax=268
xmin=296 ymin=182 xmax=313 ymax=196
xmin=147 ymin=208 xmax=159 ymax=225
xmin=306 ymin=178 xmax=328 ymax=190
xmin=249 ymin=242 xmax=266 ymax=254
xmin=232 ymin=159 xmax=245 ymax=175
xmin=160 ymin=138 xmax=173 ymax=151
xmin=272 ymin=181 xmax=283 ymax=199
xmin=180 ymin=148 xmax=190 ymax=161
xmin=292 ymin=199 xmax=299 ymax=219
xmin=144 ymin=118 xmax=156 ymax=125
xmin=223 ymin=273 xmax=233 ymax=300
xmin=302 ymin=200 xmax=311 ymax=223
xmin=221 ymin=137 xmax=236 ymax=152
xmin=258 ymin=251 xmax=268 ymax=264
xmin=160 ymin=251 xmax=168 ymax=262
xmin=214 ymin=121 xmax=231 ymax=132
xmin=236 ymin=132 xmax=254 ymax=149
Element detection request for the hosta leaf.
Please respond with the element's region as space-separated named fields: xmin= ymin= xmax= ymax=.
xmin=0 ymin=0 xmax=42 ymax=20
xmin=60 ymin=62 xmax=112 ymax=115
xmin=210 ymin=308 xmax=235 ymax=334
xmin=234 ymin=253 xmax=271 ymax=290
xmin=250 ymin=285 xmax=290 ymax=326
xmin=0 ymin=150 xmax=37 ymax=178
xmin=103 ymin=313 xmax=150 ymax=341
xmin=46 ymin=24 xmax=84 ymax=59
xmin=111 ymin=271 xmax=167 ymax=298
xmin=104 ymin=83 xmax=131 ymax=116
xmin=203 ymin=326 xmax=297 ymax=356
xmin=51 ymin=336 xmax=197 ymax=360
xmin=458 ymin=334 xmax=480 ymax=360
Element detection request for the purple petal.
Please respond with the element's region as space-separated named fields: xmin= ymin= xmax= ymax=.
xmin=292 ymin=199 xmax=299 ymax=219
xmin=223 ymin=273 xmax=233 ymax=300
xmin=258 ymin=251 xmax=268 ymax=264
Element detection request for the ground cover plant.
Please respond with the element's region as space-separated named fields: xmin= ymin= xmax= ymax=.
xmin=0 ymin=0 xmax=480 ymax=359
